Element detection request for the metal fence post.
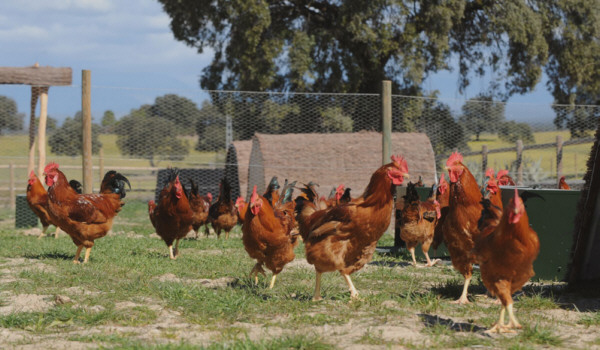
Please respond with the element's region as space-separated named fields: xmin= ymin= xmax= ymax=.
xmin=82 ymin=70 xmax=93 ymax=194
xmin=556 ymin=135 xmax=564 ymax=187
xmin=381 ymin=80 xmax=391 ymax=165
xmin=516 ymin=140 xmax=523 ymax=185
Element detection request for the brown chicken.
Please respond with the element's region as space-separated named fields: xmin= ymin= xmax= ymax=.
xmin=208 ymin=178 xmax=238 ymax=239
xmin=399 ymin=182 xmax=441 ymax=267
xmin=187 ymin=179 xmax=212 ymax=238
xmin=558 ymin=176 xmax=571 ymax=189
xmin=152 ymin=168 xmax=194 ymax=259
xmin=478 ymin=169 xmax=504 ymax=238
xmin=235 ymin=196 xmax=248 ymax=223
xmin=432 ymin=173 xmax=449 ymax=254
xmin=242 ymin=183 xmax=299 ymax=288
xmin=263 ymin=176 xmax=281 ymax=206
xmin=497 ymin=169 xmax=516 ymax=186
xmin=473 ymin=189 xmax=540 ymax=333
xmin=295 ymin=155 xmax=409 ymax=300
xmin=442 ymin=152 xmax=483 ymax=304
xmin=44 ymin=162 xmax=130 ymax=264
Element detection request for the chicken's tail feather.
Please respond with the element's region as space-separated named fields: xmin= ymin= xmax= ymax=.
xmin=101 ymin=171 xmax=131 ymax=199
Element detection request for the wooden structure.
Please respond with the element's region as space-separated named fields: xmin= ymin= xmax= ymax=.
xmin=0 ymin=64 xmax=72 ymax=179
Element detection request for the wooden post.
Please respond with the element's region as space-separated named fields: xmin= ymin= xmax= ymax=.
xmin=99 ymin=147 xmax=104 ymax=180
xmin=516 ymin=140 xmax=523 ymax=185
xmin=556 ymin=135 xmax=563 ymax=187
xmin=82 ymin=70 xmax=93 ymax=194
xmin=37 ymin=86 xmax=49 ymax=179
xmin=381 ymin=80 xmax=392 ymax=165
xmin=481 ymin=145 xmax=488 ymax=182
xmin=9 ymin=162 xmax=15 ymax=211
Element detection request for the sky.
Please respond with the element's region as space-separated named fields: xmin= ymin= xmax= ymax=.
xmin=0 ymin=0 xmax=556 ymax=126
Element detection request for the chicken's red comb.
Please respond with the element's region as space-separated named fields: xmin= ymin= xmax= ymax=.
xmin=236 ymin=196 xmax=245 ymax=204
xmin=391 ymin=155 xmax=408 ymax=173
xmin=207 ymin=192 xmax=213 ymax=201
xmin=446 ymin=152 xmax=463 ymax=167
xmin=29 ymin=170 xmax=36 ymax=178
xmin=497 ymin=169 xmax=509 ymax=179
xmin=485 ymin=168 xmax=495 ymax=178
xmin=439 ymin=173 xmax=447 ymax=184
xmin=336 ymin=184 xmax=344 ymax=191
xmin=148 ymin=200 xmax=155 ymax=205
xmin=44 ymin=162 xmax=59 ymax=173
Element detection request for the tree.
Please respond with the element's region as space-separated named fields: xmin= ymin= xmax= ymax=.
xmin=458 ymin=95 xmax=505 ymax=141
xmin=498 ymin=121 xmax=535 ymax=144
xmin=48 ymin=112 xmax=102 ymax=156
xmin=101 ymin=110 xmax=117 ymax=133
xmin=150 ymin=94 xmax=202 ymax=135
xmin=416 ymin=101 xmax=467 ymax=155
xmin=320 ymin=106 xmax=353 ymax=133
xmin=35 ymin=116 xmax=58 ymax=132
xmin=0 ymin=95 xmax=24 ymax=134
xmin=116 ymin=106 xmax=189 ymax=166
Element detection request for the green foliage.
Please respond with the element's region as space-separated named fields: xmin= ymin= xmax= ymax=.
xmin=498 ymin=121 xmax=536 ymax=144
xmin=150 ymin=94 xmax=202 ymax=135
xmin=195 ymin=100 xmax=227 ymax=152
xmin=508 ymin=157 xmax=549 ymax=183
xmin=35 ymin=116 xmax=58 ymax=132
xmin=0 ymin=95 xmax=24 ymax=134
xmin=320 ymin=106 xmax=353 ymax=133
xmin=416 ymin=101 xmax=468 ymax=155
xmin=48 ymin=112 xmax=102 ymax=156
xmin=553 ymin=105 xmax=599 ymax=138
xmin=458 ymin=95 xmax=505 ymax=141
xmin=116 ymin=106 xmax=189 ymax=166
xmin=101 ymin=110 xmax=117 ymax=133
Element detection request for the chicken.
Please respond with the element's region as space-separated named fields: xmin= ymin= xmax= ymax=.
xmin=263 ymin=176 xmax=281 ymax=206
xmin=558 ymin=176 xmax=571 ymax=189
xmin=473 ymin=189 xmax=540 ymax=333
xmin=27 ymin=171 xmax=83 ymax=239
xmin=43 ymin=162 xmax=130 ymax=264
xmin=415 ymin=175 xmax=424 ymax=187
xmin=235 ymin=196 xmax=248 ymax=224
xmin=187 ymin=179 xmax=211 ymax=238
xmin=208 ymin=178 xmax=238 ymax=239
xmin=399 ymin=182 xmax=441 ymax=267
xmin=432 ymin=173 xmax=449 ymax=255
xmin=321 ymin=184 xmax=346 ymax=208
xmin=295 ymin=155 xmax=409 ymax=300
xmin=148 ymin=199 xmax=157 ymax=229
xmin=152 ymin=168 xmax=194 ymax=259
xmin=242 ymin=182 xmax=299 ymax=288
xmin=497 ymin=169 xmax=516 ymax=186
xmin=442 ymin=152 xmax=483 ymax=304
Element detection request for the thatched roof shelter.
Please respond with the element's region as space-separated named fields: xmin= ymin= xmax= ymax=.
xmin=245 ymin=131 xmax=436 ymax=198
xmin=225 ymin=140 xmax=252 ymax=199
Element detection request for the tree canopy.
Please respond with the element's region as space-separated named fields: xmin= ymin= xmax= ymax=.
xmin=48 ymin=112 xmax=102 ymax=156
xmin=458 ymin=95 xmax=505 ymax=141
xmin=159 ymin=0 xmax=600 ymax=105
xmin=0 ymin=95 xmax=24 ymax=134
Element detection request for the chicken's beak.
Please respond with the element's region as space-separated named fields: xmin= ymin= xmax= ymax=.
xmin=404 ymin=173 xmax=410 ymax=179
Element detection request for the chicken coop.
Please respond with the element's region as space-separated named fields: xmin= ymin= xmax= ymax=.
xmin=225 ymin=140 xmax=252 ymax=200
xmin=240 ymin=131 xmax=437 ymax=199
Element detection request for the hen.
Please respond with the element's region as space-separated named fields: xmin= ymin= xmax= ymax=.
xmin=442 ymin=152 xmax=483 ymax=304
xmin=44 ymin=163 xmax=130 ymax=263
xmin=208 ymin=178 xmax=238 ymax=239
xmin=478 ymin=168 xmax=504 ymax=238
xmin=295 ymin=155 xmax=409 ymax=300
xmin=399 ymin=182 xmax=441 ymax=267
xmin=497 ymin=170 xmax=516 ymax=186
xmin=431 ymin=173 xmax=449 ymax=255
xmin=235 ymin=196 xmax=248 ymax=224
xmin=243 ymin=182 xmax=299 ymax=288
xmin=187 ymin=179 xmax=212 ymax=238
xmin=152 ymin=169 xmax=194 ymax=259
xmin=473 ymin=189 xmax=540 ymax=333
xmin=558 ymin=176 xmax=571 ymax=190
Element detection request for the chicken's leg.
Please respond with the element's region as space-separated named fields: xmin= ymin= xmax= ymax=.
xmin=54 ymin=227 xmax=61 ymax=239
xmin=83 ymin=247 xmax=92 ymax=264
xmin=451 ymin=276 xmax=471 ymax=304
xmin=269 ymin=274 xmax=277 ymax=289
xmin=506 ymin=303 xmax=522 ymax=330
xmin=409 ymin=247 xmax=417 ymax=266
xmin=73 ymin=245 xmax=83 ymax=264
xmin=174 ymin=239 xmax=181 ymax=258
xmin=424 ymin=252 xmax=441 ymax=267
xmin=168 ymin=245 xmax=176 ymax=260
xmin=250 ymin=263 xmax=265 ymax=284
xmin=342 ymin=273 xmax=359 ymax=300
xmin=312 ymin=272 xmax=323 ymax=301
xmin=37 ymin=225 xmax=49 ymax=239
xmin=225 ymin=230 xmax=230 ymax=239
xmin=486 ymin=305 xmax=509 ymax=334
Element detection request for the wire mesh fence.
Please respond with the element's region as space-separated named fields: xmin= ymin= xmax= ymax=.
xmin=0 ymin=84 xmax=598 ymax=217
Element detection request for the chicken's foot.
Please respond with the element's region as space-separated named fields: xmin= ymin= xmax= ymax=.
xmin=250 ymin=263 xmax=265 ymax=285
xmin=409 ymin=247 xmax=417 ymax=266
xmin=451 ymin=276 xmax=471 ymax=304
xmin=424 ymin=253 xmax=441 ymax=267
xmin=342 ymin=273 xmax=360 ymax=300
xmin=506 ymin=303 xmax=522 ymax=330
xmin=312 ymin=272 xmax=323 ymax=301
xmin=37 ymin=225 xmax=49 ymax=239
xmin=73 ymin=245 xmax=83 ymax=264
xmin=486 ymin=306 xmax=517 ymax=333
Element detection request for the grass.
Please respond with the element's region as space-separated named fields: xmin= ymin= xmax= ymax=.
xmin=0 ymin=199 xmax=595 ymax=348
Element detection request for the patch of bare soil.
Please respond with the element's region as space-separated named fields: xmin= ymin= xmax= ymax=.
xmin=0 ymin=294 xmax=54 ymax=315
xmin=155 ymin=273 xmax=237 ymax=289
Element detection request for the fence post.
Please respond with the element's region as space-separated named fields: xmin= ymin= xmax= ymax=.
xmin=516 ymin=140 xmax=523 ymax=185
xmin=556 ymin=135 xmax=563 ymax=187
xmin=9 ymin=162 xmax=15 ymax=211
xmin=99 ymin=147 xmax=104 ymax=180
xmin=381 ymin=80 xmax=392 ymax=165
xmin=481 ymin=145 xmax=488 ymax=181
xmin=82 ymin=70 xmax=93 ymax=194
xmin=37 ymin=86 xmax=49 ymax=179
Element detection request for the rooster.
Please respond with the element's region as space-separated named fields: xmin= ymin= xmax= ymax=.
xmin=152 ymin=168 xmax=194 ymax=259
xmin=473 ymin=189 xmax=540 ymax=333
xmin=442 ymin=152 xmax=483 ymax=304
xmin=399 ymin=182 xmax=441 ymax=267
xmin=243 ymin=182 xmax=299 ymax=288
xmin=295 ymin=155 xmax=409 ymax=300
xmin=558 ymin=176 xmax=571 ymax=190
xmin=187 ymin=179 xmax=212 ymax=238
xmin=208 ymin=178 xmax=238 ymax=239
xmin=44 ymin=163 xmax=130 ymax=264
